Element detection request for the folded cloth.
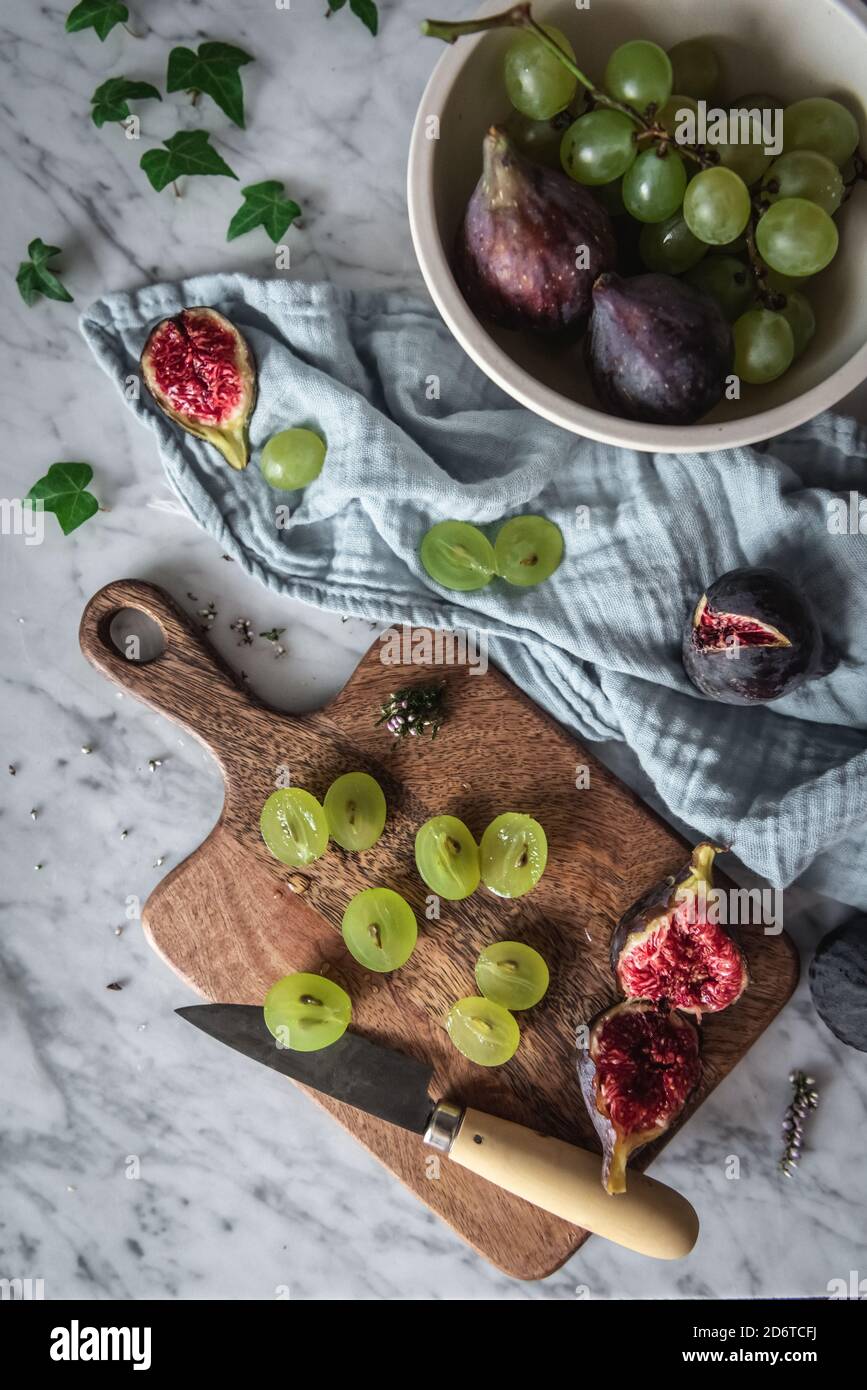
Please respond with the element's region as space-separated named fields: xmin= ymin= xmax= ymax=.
xmin=82 ymin=275 xmax=867 ymax=906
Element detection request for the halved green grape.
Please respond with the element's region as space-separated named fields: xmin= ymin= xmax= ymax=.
xmin=733 ymin=309 xmax=795 ymax=384
xmin=780 ymin=291 xmax=816 ymax=358
xmin=667 ymin=39 xmax=720 ymax=100
xmin=446 ymin=996 xmax=520 ymax=1067
xmin=622 ymin=148 xmax=687 ymax=223
xmin=559 ymin=109 xmax=637 ymax=186
xmin=260 ymin=428 xmax=326 ymax=490
xmin=657 ymin=94 xmax=698 ymax=138
xmin=505 ymin=107 xmax=573 ymax=167
xmin=324 ymin=772 xmax=386 ymax=852
xmin=755 ymin=197 xmax=839 ymax=277
xmin=761 ymin=150 xmax=843 ymax=214
xmin=420 ymin=521 xmax=495 ymax=592
xmin=475 ymin=941 xmax=550 ymax=1011
xmin=683 ymin=166 xmax=751 ymax=245
xmin=341 ymin=887 xmax=417 ymax=973
xmin=783 ymin=97 xmax=859 ymax=167
xmin=260 ymin=788 xmax=329 ymax=867
xmin=503 ymin=25 xmax=577 ymax=120
xmin=494 ymin=515 xmax=563 ymax=587
xmin=639 ymin=212 xmax=708 ymax=274
xmin=604 ymin=39 xmax=672 ymax=110
xmin=480 ymin=813 xmax=548 ymax=899
xmin=415 ymin=815 xmax=480 ymax=901
xmin=685 ymin=255 xmax=754 ymax=321
xmin=264 ymin=972 xmax=351 ymax=1052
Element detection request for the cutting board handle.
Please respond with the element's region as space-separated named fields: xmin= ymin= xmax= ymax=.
xmin=79 ymin=578 xmax=258 ymax=763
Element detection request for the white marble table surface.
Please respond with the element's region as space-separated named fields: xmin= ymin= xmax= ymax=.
xmin=2 ymin=0 xmax=865 ymax=1301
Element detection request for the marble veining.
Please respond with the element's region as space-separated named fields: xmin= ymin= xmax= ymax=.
xmin=1 ymin=0 xmax=866 ymax=1300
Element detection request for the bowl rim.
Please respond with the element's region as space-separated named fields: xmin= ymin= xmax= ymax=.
xmin=407 ymin=0 xmax=867 ymax=453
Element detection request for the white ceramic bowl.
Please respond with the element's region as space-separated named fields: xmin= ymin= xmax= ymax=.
xmin=408 ymin=0 xmax=867 ymax=452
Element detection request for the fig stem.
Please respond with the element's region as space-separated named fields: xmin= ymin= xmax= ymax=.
xmin=422 ymin=5 xmax=718 ymax=164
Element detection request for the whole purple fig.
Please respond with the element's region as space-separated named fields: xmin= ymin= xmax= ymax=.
xmin=682 ymin=566 xmax=831 ymax=704
xmin=587 ymin=272 xmax=733 ymax=425
xmin=454 ymin=127 xmax=617 ymax=334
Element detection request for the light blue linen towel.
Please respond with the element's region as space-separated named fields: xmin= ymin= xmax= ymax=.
xmin=81 ymin=275 xmax=867 ymax=907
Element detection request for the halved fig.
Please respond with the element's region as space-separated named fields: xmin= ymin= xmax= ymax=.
xmin=612 ymin=843 xmax=749 ymax=1018
xmin=579 ymin=1000 xmax=701 ymax=1194
xmin=682 ymin=566 xmax=829 ymax=705
xmin=140 ymin=307 xmax=256 ymax=469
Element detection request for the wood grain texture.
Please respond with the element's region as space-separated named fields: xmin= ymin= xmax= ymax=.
xmin=79 ymin=579 xmax=799 ymax=1280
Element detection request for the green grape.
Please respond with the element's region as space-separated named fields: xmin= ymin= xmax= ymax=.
xmin=323 ymin=772 xmax=386 ymax=852
xmin=639 ymin=212 xmax=708 ymax=273
xmin=341 ymin=887 xmax=417 ymax=973
xmin=755 ymin=197 xmax=839 ymax=277
xmin=504 ymin=25 xmax=577 ymax=120
xmin=685 ymin=255 xmax=754 ymax=321
xmin=480 ymin=813 xmax=548 ymax=899
xmin=733 ymin=309 xmax=795 ymax=384
xmin=732 ymin=92 xmax=783 ymax=114
xmin=505 ymin=108 xmax=573 ymax=168
xmin=683 ymin=166 xmax=751 ymax=245
xmin=446 ymin=997 xmax=520 ymax=1067
xmin=667 ymin=39 xmax=720 ymax=100
xmin=604 ymin=40 xmax=672 ymax=110
xmin=420 ymin=521 xmax=495 ymax=592
xmin=559 ymin=109 xmax=637 ymax=186
xmin=766 ymin=266 xmax=808 ymax=294
xmin=657 ymin=94 xmax=698 ymax=138
xmin=761 ymin=150 xmax=843 ymax=214
xmin=622 ymin=148 xmax=687 ymax=223
xmin=260 ymin=788 xmax=329 ymax=868
xmin=475 ymin=941 xmax=550 ymax=1011
xmin=260 ymin=428 xmax=326 ymax=490
xmin=494 ymin=515 xmax=564 ymax=587
xmin=594 ymin=178 xmax=626 ymax=216
xmin=783 ymin=97 xmax=859 ymax=167
xmin=708 ymin=233 xmax=747 ymax=255
xmin=415 ymin=815 xmax=480 ymax=901
xmin=717 ymin=136 xmax=772 ymax=188
xmin=779 ymin=290 xmax=816 ymax=358
xmin=264 ymin=972 xmax=351 ymax=1052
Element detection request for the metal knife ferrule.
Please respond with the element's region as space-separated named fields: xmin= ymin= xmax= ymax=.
xmin=423 ymin=1100 xmax=464 ymax=1153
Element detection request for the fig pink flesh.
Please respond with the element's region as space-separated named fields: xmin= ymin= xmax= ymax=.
xmin=147 ymin=310 xmax=245 ymax=426
xmin=617 ymin=898 xmax=748 ymax=1013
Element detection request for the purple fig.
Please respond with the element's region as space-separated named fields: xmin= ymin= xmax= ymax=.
xmin=587 ymin=272 xmax=733 ymax=425
xmin=682 ymin=566 xmax=831 ymax=704
xmin=454 ymin=127 xmax=616 ymax=334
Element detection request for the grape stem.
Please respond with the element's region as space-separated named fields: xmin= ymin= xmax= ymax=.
xmin=744 ymin=208 xmax=786 ymax=311
xmin=422 ymin=4 xmax=716 ymax=165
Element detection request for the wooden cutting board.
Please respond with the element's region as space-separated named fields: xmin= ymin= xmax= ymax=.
xmin=80 ymin=579 xmax=799 ymax=1280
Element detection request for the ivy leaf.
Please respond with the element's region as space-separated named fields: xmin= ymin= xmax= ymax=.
xmin=65 ymin=0 xmax=129 ymax=41
xmin=166 ymin=42 xmax=254 ymax=129
xmin=16 ymin=239 xmax=73 ymax=307
xmin=227 ymin=181 xmax=302 ymax=243
xmin=26 ymin=462 xmax=99 ymax=536
xmin=91 ymin=76 xmax=161 ymax=128
xmin=327 ymin=0 xmax=378 ymax=35
xmin=140 ymin=130 xmax=238 ymax=192
xmin=350 ymin=0 xmax=378 ymax=35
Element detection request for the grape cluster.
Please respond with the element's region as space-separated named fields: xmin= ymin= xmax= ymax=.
xmin=503 ymin=26 xmax=861 ymax=389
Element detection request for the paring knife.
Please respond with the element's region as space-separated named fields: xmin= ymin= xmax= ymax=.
xmin=177 ymin=1004 xmax=699 ymax=1261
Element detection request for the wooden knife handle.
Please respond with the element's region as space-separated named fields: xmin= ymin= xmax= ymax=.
xmin=448 ymin=1108 xmax=699 ymax=1261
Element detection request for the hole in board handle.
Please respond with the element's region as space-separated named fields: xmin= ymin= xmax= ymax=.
xmin=108 ymin=608 xmax=167 ymax=665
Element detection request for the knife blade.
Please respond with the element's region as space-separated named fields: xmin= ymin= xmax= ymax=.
xmin=177 ymin=1003 xmax=699 ymax=1261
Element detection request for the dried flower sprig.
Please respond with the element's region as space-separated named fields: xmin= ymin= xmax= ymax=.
xmin=376 ymin=682 xmax=446 ymax=741
xmin=780 ymin=1069 xmax=819 ymax=1177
